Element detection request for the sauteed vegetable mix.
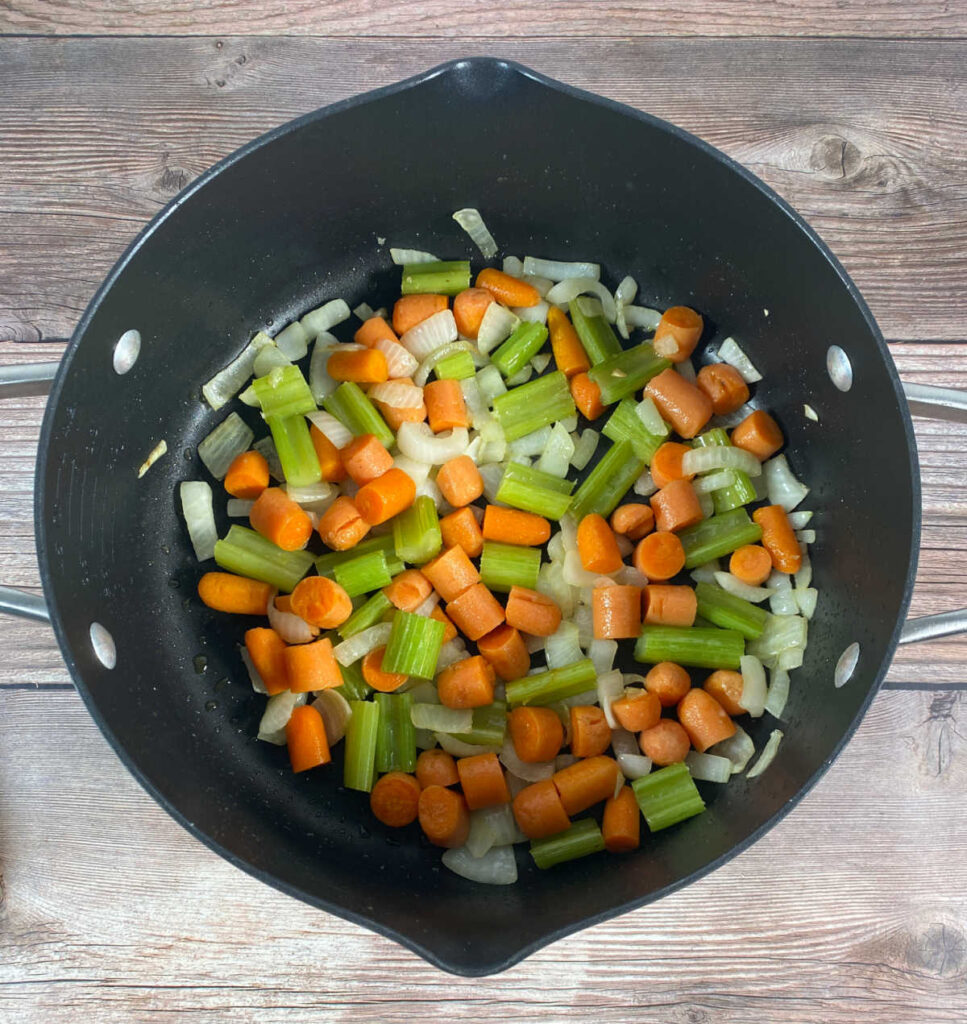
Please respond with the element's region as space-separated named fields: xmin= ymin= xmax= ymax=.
xmin=181 ymin=210 xmax=816 ymax=885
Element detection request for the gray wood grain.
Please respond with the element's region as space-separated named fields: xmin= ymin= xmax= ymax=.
xmin=2 ymin=0 xmax=964 ymax=38
xmin=0 ymin=38 xmax=964 ymax=341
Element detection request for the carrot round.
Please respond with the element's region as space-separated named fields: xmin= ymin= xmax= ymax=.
xmin=383 ymin=568 xmax=433 ymax=612
xmin=316 ymin=494 xmax=371 ymax=551
xmin=753 ymin=504 xmax=802 ymax=574
xmin=361 ymin=646 xmax=409 ymax=693
xmin=355 ymin=468 xmax=417 ymax=526
xmin=505 ymin=586 xmax=562 ymax=638
xmin=446 ymin=583 xmax=505 ymax=641
xmin=456 ymin=752 xmax=511 ymax=810
xmin=592 ymin=585 xmax=641 ymax=640
xmin=392 ymin=294 xmax=448 ymax=336
xmin=482 ymin=506 xmax=551 ymax=547
xmin=696 ymin=363 xmax=750 ymax=416
xmin=249 ymin=486 xmax=313 ymax=551
xmin=644 ymin=661 xmax=692 ymax=707
xmin=729 ymin=544 xmax=773 ymax=586
xmin=244 ymin=627 xmax=289 ymax=695
xmin=415 ymin=749 xmax=459 ymax=789
xmin=508 ymin=706 xmax=563 ymax=764
xmin=477 ymin=623 xmax=530 ymax=682
xmin=290 ymin=576 xmax=353 ymax=629
xmin=224 ymin=450 xmax=270 ymax=500
xmin=677 ymin=688 xmax=736 ymax=752
xmin=327 ymin=348 xmax=388 ymax=384
xmin=570 ymin=372 xmax=605 ymax=420
xmin=452 ymin=287 xmax=494 ymax=339
xmin=198 ymin=572 xmax=273 ymax=615
xmin=437 ymin=655 xmax=496 ymax=709
xmin=512 ymin=778 xmax=571 ymax=840
xmin=576 ymin=513 xmax=624 ymax=574
xmin=650 ymin=479 xmax=704 ymax=533
xmin=430 ymin=605 xmax=458 ymax=644
xmin=610 ymin=503 xmax=655 ymax=542
xmin=370 ymin=771 xmax=421 ymax=827
xmin=633 ymin=531 xmax=685 ymax=581
xmin=439 ymin=505 xmax=484 ymax=558
xmin=284 ymin=635 xmax=343 ymax=693
xmin=354 ymin=315 xmax=398 ymax=349
xmin=569 ymin=705 xmax=611 ymax=759
xmin=553 ymin=755 xmax=620 ymax=816
xmin=476 ymin=267 xmax=540 ymax=308
xmin=603 ymin=785 xmax=641 ymax=853
xmin=731 ymin=409 xmax=784 ymax=461
xmin=418 ymin=784 xmax=471 ymax=848
xmin=638 ymin=719 xmax=691 ymax=766
xmin=644 ymin=368 xmax=713 ymax=439
xmin=547 ymin=305 xmax=590 ymax=378
xmin=611 ymin=689 xmax=662 ymax=733
xmin=703 ymin=669 xmax=745 ymax=716
xmin=310 ymin=425 xmax=348 ymax=483
xmin=436 ymin=455 xmax=484 ymax=508
xmin=424 ymin=378 xmax=469 ymax=433
xmin=653 ymin=305 xmax=703 ymax=363
xmin=285 ymin=704 xmax=331 ymax=773
xmin=643 ymin=584 xmax=698 ymax=627
xmin=421 ymin=544 xmax=480 ymax=602
xmin=340 ymin=433 xmax=394 ymax=485
xmin=650 ymin=441 xmax=695 ymax=490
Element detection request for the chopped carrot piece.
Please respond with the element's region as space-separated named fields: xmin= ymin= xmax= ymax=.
xmin=424 ymin=378 xmax=469 ymax=433
xmin=436 ymin=455 xmax=484 ymax=508
xmin=370 ymin=771 xmax=421 ymax=827
xmin=642 ymin=584 xmax=698 ymax=627
xmin=437 ymin=655 xmax=496 ymax=709
xmin=452 ymin=287 xmax=494 ymax=339
xmin=355 ymin=468 xmax=417 ymax=526
xmin=569 ymin=705 xmax=611 ymax=758
xmin=508 ymin=706 xmax=563 ymax=764
xmin=653 ymin=305 xmax=704 ymax=363
xmin=244 ymin=627 xmax=289 ymax=695
xmin=310 ymin=425 xmax=348 ymax=483
xmin=482 ymin=506 xmax=551 ymax=547
xmin=392 ymin=294 xmax=448 ymax=336
xmin=611 ymin=689 xmax=662 ymax=733
xmin=576 ymin=513 xmax=624 ymax=574
xmin=696 ymin=363 xmax=750 ymax=416
xmin=383 ymin=568 xmax=433 ymax=612
xmin=361 ymin=645 xmax=408 ymax=693
xmin=703 ymin=669 xmax=745 ymax=716
xmin=439 ymin=506 xmax=484 ymax=558
xmin=430 ymin=605 xmax=458 ymax=644
xmin=224 ymin=450 xmax=270 ymax=500
xmin=547 ymin=306 xmax=590 ymax=378
xmin=418 ymin=784 xmax=471 ymax=848
xmin=249 ymin=486 xmax=313 ymax=551
xmin=477 ymin=623 xmax=530 ymax=682
xmin=374 ymin=386 xmax=428 ymax=431
xmin=731 ymin=409 xmax=784 ymax=460
xmin=644 ymin=368 xmax=713 ymax=439
xmin=603 ymin=785 xmax=641 ymax=853
xmin=644 ymin=662 xmax=692 ymax=707
xmin=198 ymin=572 xmax=273 ymax=615
xmin=476 ymin=267 xmax=540 ymax=308
xmin=633 ymin=530 xmax=686 ymax=581
xmin=316 ymin=495 xmax=371 ymax=550
xmin=340 ymin=433 xmax=394 ymax=486
xmin=284 ymin=635 xmax=343 ymax=693
xmin=638 ymin=719 xmax=691 ymax=766
xmin=592 ymin=585 xmax=642 ymax=639
xmin=677 ymin=688 xmax=736 ymax=752
xmin=610 ymin=503 xmax=655 ymax=541
xmin=445 ymin=583 xmax=505 ymax=641
xmin=570 ymin=372 xmax=605 ymax=420
xmin=285 ymin=704 xmax=331 ymax=773
xmin=505 ymin=586 xmax=562 ymax=637
xmin=650 ymin=441 xmax=695 ymax=490
xmin=552 ymin=755 xmax=620 ymax=816
xmin=512 ymin=778 xmax=571 ymax=840
xmin=753 ymin=504 xmax=802 ymax=574
xmin=290 ymin=576 xmax=353 ymax=629
xmin=421 ymin=544 xmax=480 ymax=602
xmin=456 ymin=752 xmax=511 ymax=810
xmin=354 ymin=316 xmax=399 ymax=349
xmin=729 ymin=544 xmax=773 ymax=586
xmin=327 ymin=348 xmax=388 ymax=384
xmin=415 ymin=749 xmax=459 ymax=789
xmin=650 ymin=479 xmax=704 ymax=533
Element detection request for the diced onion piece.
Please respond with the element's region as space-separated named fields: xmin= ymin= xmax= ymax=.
xmin=537 ymin=422 xmax=575 ymax=478
xmin=397 ymin=422 xmax=470 ymax=465
xmin=274 ymin=321 xmax=310 ymax=361
xmin=415 ymin=475 xmax=449 ymax=513
xmin=452 ymin=207 xmax=498 ymax=259
xmin=301 ymin=299 xmax=351 ymax=339
xmin=390 ymin=247 xmax=438 ymax=265
xmin=713 ymin=570 xmax=773 ymax=604
xmin=614 ymin=533 xmax=634 ymax=558
xmin=306 ymin=410 xmax=353 ymax=449
xmin=613 ymin=565 xmax=649 ymax=587
xmin=460 ymin=377 xmax=491 ymax=430
xmin=718 ymin=337 xmax=762 ymax=383
xmin=405 ymin=680 xmax=439 ymax=705
xmin=676 ymin=358 xmax=697 ymax=383
xmin=286 ymin=481 xmax=336 ymax=512
xmin=768 ymin=572 xmax=799 ymax=616
xmin=797 ymin=528 xmax=816 ymax=545
xmin=696 ymin=489 xmax=715 ymax=519
xmin=411 ymin=704 xmax=473 ymax=733
xmin=238 ymin=384 xmax=259 ymax=407
xmin=237 ymin=648 xmax=268 ymax=696
xmin=504 ymin=364 xmax=533 ymax=387
xmin=530 ymin=353 xmax=552 ymax=374
xmin=137 ymin=439 xmax=168 ymax=478
xmin=682 ymin=445 xmax=762 ymax=478
xmin=685 ymin=751 xmax=732 ymax=783
xmin=794 ymin=544 xmax=812 ymax=589
xmin=764 ymin=667 xmax=790 ymax=720
xmin=611 ymin=730 xmax=652 ymax=779
xmin=198 ymin=412 xmax=254 ymax=480
xmin=709 ymin=723 xmax=755 ymax=774
xmin=764 ymin=454 xmax=810 ymax=511
xmin=508 ymin=425 xmax=552 ymax=458
xmin=524 ymin=634 xmax=547 ymax=654
xmin=202 ymin=331 xmax=274 ymax=410
xmin=536 ymin=562 xmax=578 ymax=620
xmin=803 ymin=403 xmax=819 ymax=422
xmin=633 ymin=470 xmax=657 ymax=497
xmin=690 ymin=559 xmax=721 ymax=585
xmin=477 ymin=303 xmax=520 ymax=355
xmin=570 ymin=428 xmax=599 ymax=470
xmin=412 ymin=590 xmax=440 ymax=618
xmin=435 ymin=733 xmax=501 ymax=757
xmin=476 ymin=364 xmax=507 ymax=403
xmin=179 ymin=481 xmax=216 ymax=562
xmin=623 ymin=305 xmax=662 ymax=331
xmin=545 ymin=277 xmax=617 ymax=321
xmin=311 ymin=689 xmax=352 ymax=746
xmin=308 ymin=334 xmax=339 ymax=402
xmin=521 ymin=274 xmax=552 ymax=298
xmin=466 ymin=804 xmax=526 ymax=858
xmin=739 ymin=654 xmax=767 ymax=717
xmin=253 ymin=436 xmax=284 ymax=481
xmin=502 ymin=256 xmax=524 ymax=277
xmin=400 ymin=310 xmax=458 ymax=361
xmin=392 ymin=454 xmax=431 ymax=487
xmin=615 ymin=275 xmax=637 ymax=306
xmin=573 ymin=605 xmax=594 ymax=647
xmin=544 ymin=621 xmax=583 ymax=669
xmin=788 ymin=510 xmax=813 ymax=530
xmin=257 ymin=690 xmax=307 ymax=745
xmin=747 ymin=614 xmax=808 ymax=670
xmin=442 ymin=844 xmax=517 ymax=885
xmin=796 ymin=587 xmax=818 ymax=619
xmin=521 ymin=257 xmax=601 ymax=281
xmin=436 ymin=639 xmax=468 ymax=671
xmin=332 ymin=622 xmax=393 ymax=666
xmin=596 ymin=668 xmax=624 ymax=727
xmin=563 ymin=549 xmax=603 ymax=588
xmin=226 ymin=498 xmax=254 ymax=517
xmin=512 ymin=300 xmax=549 ymax=325
xmin=777 ymin=647 xmax=804 ymax=671
xmin=414 ymin=340 xmax=474 ymax=387
xmin=353 ymin=302 xmax=376 ymax=322
xmin=266 ymin=590 xmax=317 ymax=645
xmin=374 ymin=337 xmax=420 ymax=379
xmin=368 ymin=380 xmax=424 ymax=409
xmin=499 ymin=737 xmax=555 ymax=782
xmin=636 ymin=397 xmax=669 ymax=438
xmin=747 ymin=729 xmax=784 ymax=779
xmin=478 ymin=463 xmax=503 ymax=503
xmin=590 ymin=641 xmax=618 ymax=676
xmin=692 ymin=470 xmax=736 ymax=496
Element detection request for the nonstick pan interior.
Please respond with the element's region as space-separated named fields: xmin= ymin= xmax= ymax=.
xmin=37 ymin=59 xmax=918 ymax=974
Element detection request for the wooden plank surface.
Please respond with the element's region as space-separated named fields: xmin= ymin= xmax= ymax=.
xmin=0 ymin=38 xmax=965 ymax=341
xmin=2 ymin=0 xmax=964 ymax=39
xmin=0 ymin=18 xmax=965 ymax=1024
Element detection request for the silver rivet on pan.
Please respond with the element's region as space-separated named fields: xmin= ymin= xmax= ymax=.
xmin=827 ymin=345 xmax=852 ymax=392
xmin=113 ymin=329 xmax=141 ymax=375
xmin=90 ymin=622 xmax=117 ymax=669
xmin=834 ymin=642 xmax=860 ymax=688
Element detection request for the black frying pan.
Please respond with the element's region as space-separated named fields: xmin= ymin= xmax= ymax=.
xmin=3 ymin=58 xmax=964 ymax=976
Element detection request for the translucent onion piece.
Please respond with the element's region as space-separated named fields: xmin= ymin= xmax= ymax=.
xmin=272 ymin=320 xmax=309 ymax=361
xmin=253 ymin=344 xmax=292 ymax=379
xmin=522 ymin=257 xmax=601 ymax=281
xmin=709 ymin=401 xmax=755 ymax=430
xmin=502 ymin=256 xmax=524 ymax=277
xmin=416 ymin=475 xmax=450 ymax=513
xmin=508 ymin=425 xmax=552 ymax=458
xmin=563 ymin=549 xmax=604 ymax=588
xmin=353 ymin=302 xmax=376 ymax=322
xmin=460 ymin=376 xmax=491 ymax=430
xmin=570 ymin=428 xmax=599 ymax=470
xmin=137 ymin=439 xmax=168 ymax=478
xmin=476 ymin=364 xmax=508 ymax=403
xmin=404 ymin=680 xmax=439 ymax=705
xmin=226 ymin=498 xmax=254 ymax=517
xmin=596 ymin=668 xmax=624 ymax=727
xmin=311 ymin=689 xmax=352 ymax=746
xmin=803 ymin=403 xmax=820 ymax=422
xmin=795 ymin=544 xmax=813 ymax=589
xmin=613 ymin=565 xmax=649 ymax=587
xmin=796 ymin=587 xmax=818 ymax=619
xmin=309 ymin=333 xmax=339 ymax=402
xmin=499 ymin=737 xmax=555 ymax=782
xmin=615 ymin=275 xmax=637 ymax=306
xmin=685 ymin=751 xmax=732 ymax=783
xmin=764 ymin=453 xmax=810 ymax=511
xmin=545 ymin=277 xmax=617 ymax=321
xmin=590 ymin=641 xmax=618 ymax=676
xmin=478 ymin=462 xmax=504 ymax=503
xmin=536 ymin=562 xmax=578 ymax=620
xmin=530 ymin=353 xmax=552 ymax=374
xmin=718 ymin=337 xmax=762 ymax=382
xmin=576 ymin=296 xmax=604 ymax=318
xmin=466 ymin=804 xmax=527 ymax=858
xmin=520 ymin=275 xmax=553 ymax=299
xmin=693 ymin=469 xmax=737 ymax=494
xmin=411 ymin=704 xmax=473 ymax=733
xmin=257 ymin=690 xmax=307 ymax=745
xmin=697 ymin=489 xmax=715 ymax=519
xmin=414 ymin=340 xmax=474 ymax=387
xmin=413 ymin=590 xmax=440 ymax=617
xmin=436 ymin=639 xmax=468 ymax=671
xmin=764 ymin=667 xmax=790 ymax=720
xmin=198 ymin=413 xmax=255 ymax=481
xmin=374 ymin=337 xmax=420 ymax=379
xmin=238 ymin=384 xmax=259 ymax=407
xmin=636 ymin=397 xmax=670 ymax=438
xmin=682 ymin=445 xmax=762 ymax=478
xmin=747 ymin=729 xmax=784 ymax=779
xmin=442 ymin=844 xmax=517 ymax=885
xmin=452 ymin=207 xmax=498 ymax=258
xmin=713 ymin=570 xmax=773 ymax=604
xmin=240 ymin=647 xmax=268 ymax=694
xmin=739 ymin=654 xmax=768 ymax=717
xmin=537 ymin=422 xmax=575 ymax=478
xmin=390 ymin=247 xmax=438 ymax=265
xmin=397 ymin=422 xmax=470 ymax=465
xmin=709 ymin=723 xmax=755 ymax=774
xmin=306 ymin=410 xmax=353 ymax=449
xmin=476 ymin=303 xmax=520 ymax=354
xmin=301 ymin=299 xmax=351 ymax=338
xmin=435 ymin=733 xmax=501 ymax=757
xmin=795 ymin=528 xmax=816 ymax=545
xmin=512 ymin=300 xmax=549 ymax=325
xmin=523 ymin=634 xmax=547 ymax=654
xmin=179 ymin=481 xmax=216 ymax=561
xmin=573 ymin=605 xmax=594 ymax=647
xmin=610 ymin=730 xmax=653 ymax=780
xmin=768 ymin=573 xmax=799 ymax=615
xmin=392 ymin=454 xmax=431 ymax=488
xmin=504 ymin=364 xmax=534 ymax=387
xmin=777 ymin=647 xmax=805 ymax=671
xmin=544 ymin=621 xmax=583 ymax=669
xmin=332 ymin=622 xmax=393 ymax=666
xmin=266 ymin=590 xmax=318 ymax=645
xmin=690 ymin=559 xmax=721 ymax=585
xmin=614 ymin=533 xmax=634 ymax=558
xmin=675 ymin=358 xmax=697 ymax=383
xmin=633 ymin=470 xmax=657 ymax=497
xmin=253 ymin=436 xmax=284 ymax=481
xmin=202 ymin=331 xmax=274 ymax=411
xmin=747 ymin=614 xmax=807 ymax=669
xmin=622 ymin=305 xmax=662 ymax=331
xmin=400 ymin=309 xmax=458 ymax=361
xmin=368 ymin=380 xmax=424 ymax=409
